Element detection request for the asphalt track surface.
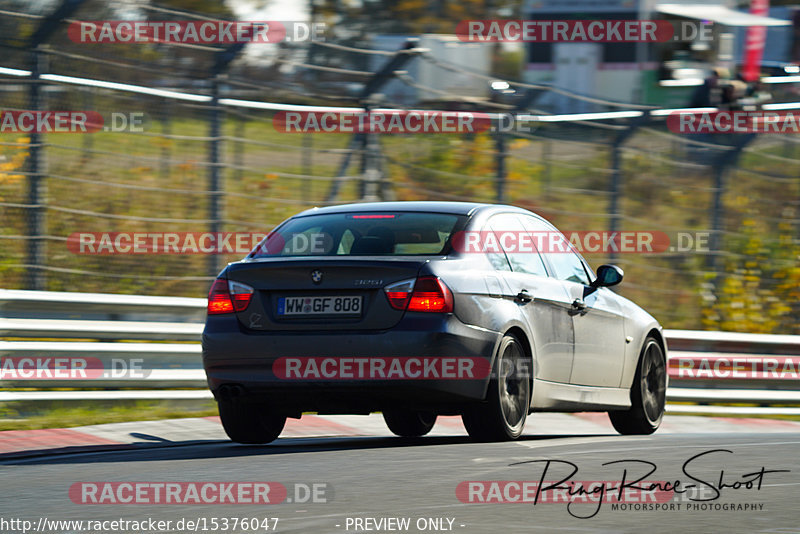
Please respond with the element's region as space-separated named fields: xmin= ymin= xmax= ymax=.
xmin=1 ymin=415 xmax=799 ymax=534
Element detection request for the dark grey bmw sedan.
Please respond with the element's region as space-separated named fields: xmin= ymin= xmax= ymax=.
xmin=202 ymin=201 xmax=667 ymax=443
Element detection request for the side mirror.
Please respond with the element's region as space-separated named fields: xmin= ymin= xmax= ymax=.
xmin=592 ymin=264 xmax=624 ymax=288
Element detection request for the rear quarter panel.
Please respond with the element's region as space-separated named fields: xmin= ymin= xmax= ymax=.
xmin=614 ymin=293 xmax=667 ymax=389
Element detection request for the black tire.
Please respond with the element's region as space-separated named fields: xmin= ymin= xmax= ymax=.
xmin=382 ymin=410 xmax=437 ymax=437
xmin=218 ymin=400 xmax=286 ymax=444
xmin=609 ymin=336 xmax=666 ymax=435
xmin=462 ymin=335 xmax=531 ymax=442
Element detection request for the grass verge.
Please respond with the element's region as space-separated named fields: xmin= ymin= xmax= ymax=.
xmin=0 ymin=399 xmax=218 ymax=431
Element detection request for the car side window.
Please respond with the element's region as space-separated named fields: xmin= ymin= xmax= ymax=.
xmin=488 ymin=214 xmax=548 ymax=277
xmin=481 ymin=222 xmax=511 ymax=272
xmin=550 ymin=249 xmax=591 ymax=285
xmin=520 ymin=216 xmax=590 ymax=285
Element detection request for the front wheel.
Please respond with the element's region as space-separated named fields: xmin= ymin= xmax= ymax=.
xmin=462 ymin=335 xmax=531 ymax=442
xmin=609 ymin=336 xmax=666 ymax=435
xmin=383 ymin=410 xmax=437 ymax=437
xmin=218 ymin=399 xmax=286 ymax=444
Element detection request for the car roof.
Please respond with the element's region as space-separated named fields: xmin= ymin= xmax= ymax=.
xmin=294 ymin=201 xmax=525 ymax=218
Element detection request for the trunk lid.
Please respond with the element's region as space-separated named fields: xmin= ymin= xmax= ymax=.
xmin=226 ymin=258 xmax=427 ymax=331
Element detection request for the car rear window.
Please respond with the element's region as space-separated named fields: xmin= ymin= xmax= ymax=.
xmin=249 ymin=212 xmax=467 ymax=257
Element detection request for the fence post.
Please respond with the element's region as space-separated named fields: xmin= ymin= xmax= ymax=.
xmin=80 ymin=87 xmax=93 ymax=163
xmin=233 ymin=113 xmax=244 ymax=183
xmin=607 ymin=116 xmax=647 ymax=264
xmin=608 ymin=140 xmax=622 ymax=263
xmin=206 ymin=43 xmax=246 ymax=278
xmin=542 ymin=139 xmax=551 ymax=199
xmin=378 ymin=137 xmax=395 ymax=201
xmin=25 ymin=47 xmax=46 ymax=290
xmin=159 ymin=100 xmax=172 ymax=180
xmin=708 ymin=163 xmax=725 ymax=273
xmin=22 ymin=0 xmax=87 ymax=288
xmin=207 ymin=75 xmax=223 ymax=278
xmin=707 ymin=134 xmax=756 ymax=275
xmin=495 ymin=131 xmax=507 ymax=202
xmin=325 ymin=134 xmax=362 ymax=202
xmin=361 ymin=129 xmax=382 ymax=202
xmin=302 ymin=133 xmax=313 ymax=203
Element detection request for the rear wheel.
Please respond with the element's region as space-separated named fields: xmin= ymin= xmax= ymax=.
xmin=462 ymin=335 xmax=531 ymax=442
xmin=609 ymin=336 xmax=666 ymax=435
xmin=218 ymin=400 xmax=286 ymax=444
xmin=383 ymin=410 xmax=437 ymax=437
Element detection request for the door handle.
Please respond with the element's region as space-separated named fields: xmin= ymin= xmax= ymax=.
xmin=515 ymin=290 xmax=533 ymax=303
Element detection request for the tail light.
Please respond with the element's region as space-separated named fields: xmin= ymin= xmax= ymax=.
xmin=408 ymin=277 xmax=454 ymax=312
xmin=384 ymin=276 xmax=454 ymax=313
xmin=207 ymin=278 xmax=254 ymax=314
xmin=384 ymin=278 xmax=415 ymax=310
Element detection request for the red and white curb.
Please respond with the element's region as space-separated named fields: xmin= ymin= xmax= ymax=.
xmin=2 ymin=413 xmax=800 ymax=459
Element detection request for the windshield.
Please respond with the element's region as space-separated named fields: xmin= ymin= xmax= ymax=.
xmin=249 ymin=212 xmax=467 ymax=258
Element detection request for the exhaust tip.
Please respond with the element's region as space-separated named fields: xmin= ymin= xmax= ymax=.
xmin=217 ymin=384 xmax=245 ymax=401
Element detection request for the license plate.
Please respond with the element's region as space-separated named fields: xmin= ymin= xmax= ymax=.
xmin=277 ymin=296 xmax=362 ymax=316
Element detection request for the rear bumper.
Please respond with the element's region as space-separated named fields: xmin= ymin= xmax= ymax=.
xmin=202 ymin=313 xmax=501 ymax=414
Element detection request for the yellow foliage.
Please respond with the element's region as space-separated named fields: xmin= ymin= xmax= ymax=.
xmin=701 ymin=217 xmax=799 ymax=334
xmin=0 ymin=138 xmax=29 ymax=187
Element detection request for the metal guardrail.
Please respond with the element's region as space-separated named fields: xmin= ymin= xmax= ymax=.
xmin=0 ymin=318 xmax=203 ymax=341
xmin=0 ymin=289 xmax=206 ymax=321
xmin=0 ymin=289 xmax=208 ymax=393
xmin=664 ymin=328 xmax=800 ymax=406
xmin=2 ymin=290 xmax=799 ymax=416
